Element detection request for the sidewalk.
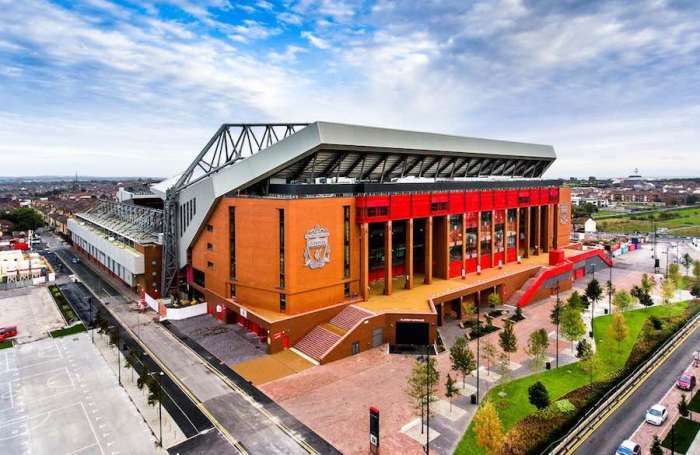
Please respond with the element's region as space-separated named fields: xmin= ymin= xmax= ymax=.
xmin=56 ymin=246 xmax=335 ymax=454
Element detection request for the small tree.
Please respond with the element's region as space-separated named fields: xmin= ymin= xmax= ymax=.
xmin=450 ymin=336 xmax=476 ymax=390
xmin=585 ymin=280 xmax=603 ymax=313
xmin=641 ymin=273 xmax=654 ymax=294
xmin=576 ymin=338 xmax=593 ymax=360
xmin=526 ymin=328 xmax=550 ymax=371
xmin=608 ymin=312 xmax=628 ymax=352
xmin=692 ymin=282 xmax=700 ymax=298
xmin=461 ymin=299 xmax=475 ymax=321
xmin=474 ymin=400 xmax=504 ymax=455
xmin=650 ymin=436 xmax=663 ymax=455
xmin=496 ymin=352 xmax=512 ymax=385
xmin=612 ymin=290 xmax=634 ymax=312
xmin=528 ymin=381 xmax=550 ymax=410
xmin=488 ymin=291 xmax=501 ymax=309
xmin=482 ymin=341 xmax=498 ymax=375
xmin=498 ymin=321 xmax=517 ymax=363
xmin=445 ymin=374 xmax=459 ymax=412
xmin=550 ymin=299 xmax=562 ymax=366
xmin=669 ymin=263 xmax=682 ymax=288
xmin=605 ymin=280 xmax=615 ymax=302
xmin=662 ymin=278 xmax=676 ymax=304
xmin=567 ymin=291 xmax=584 ymax=311
xmin=683 ymin=253 xmax=693 ymax=276
xmin=561 ymin=303 xmax=586 ymax=353
xmin=679 ymin=394 xmax=690 ymax=418
xmin=406 ymin=356 xmax=440 ymax=423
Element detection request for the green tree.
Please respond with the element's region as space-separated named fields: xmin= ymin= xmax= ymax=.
xmin=525 ymin=328 xmax=550 ymax=371
xmin=608 ymin=312 xmax=628 ymax=352
xmin=679 ymin=394 xmax=690 ymax=418
xmin=585 ymin=279 xmax=603 ymax=313
xmin=496 ymin=351 xmax=512 ymax=385
xmin=488 ymin=291 xmax=501 ymax=309
xmin=576 ymin=338 xmax=593 ymax=360
xmin=445 ymin=373 xmax=459 ymax=412
xmin=693 ymin=260 xmax=700 ymax=283
xmin=528 ymin=381 xmax=550 ymax=410
xmin=498 ymin=321 xmax=517 ymax=362
xmin=683 ymin=253 xmax=693 ymax=276
xmin=662 ymin=278 xmax=676 ymax=304
xmin=650 ymin=436 xmax=663 ymax=455
xmin=567 ymin=290 xmax=584 ymax=311
xmin=449 ymin=336 xmax=476 ymax=390
xmin=612 ymin=290 xmax=634 ymax=312
xmin=640 ymin=273 xmax=653 ymax=294
xmin=482 ymin=341 xmax=498 ymax=375
xmin=474 ymin=400 xmax=504 ymax=455
xmin=1 ymin=207 xmax=44 ymax=231
xmin=550 ymin=299 xmax=563 ymax=366
xmin=669 ymin=263 xmax=681 ymax=288
xmin=406 ymin=356 xmax=440 ymax=420
xmin=560 ymin=303 xmax=586 ymax=353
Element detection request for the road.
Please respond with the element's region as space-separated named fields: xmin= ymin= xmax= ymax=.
xmin=573 ymin=316 xmax=700 ymax=454
xmin=43 ymin=231 xmax=327 ymax=454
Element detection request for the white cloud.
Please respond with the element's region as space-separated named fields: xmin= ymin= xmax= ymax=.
xmin=277 ymin=12 xmax=303 ymax=25
xmin=301 ymin=31 xmax=330 ymax=49
xmin=229 ymin=19 xmax=281 ymax=42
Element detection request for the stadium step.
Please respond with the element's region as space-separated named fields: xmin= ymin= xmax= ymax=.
xmin=293 ymin=326 xmax=341 ymax=362
xmin=329 ymin=305 xmax=373 ymax=331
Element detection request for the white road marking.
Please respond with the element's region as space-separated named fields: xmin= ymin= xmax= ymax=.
xmin=80 ymin=402 xmax=106 ymax=455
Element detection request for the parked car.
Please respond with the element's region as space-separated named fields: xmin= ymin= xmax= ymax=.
xmin=645 ymin=404 xmax=668 ymax=425
xmin=71 ymin=256 xmax=80 ymax=264
xmin=676 ymin=373 xmax=697 ymax=391
xmin=0 ymin=326 xmax=18 ymax=342
xmin=615 ymin=439 xmax=641 ymax=455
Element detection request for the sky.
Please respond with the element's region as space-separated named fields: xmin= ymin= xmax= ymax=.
xmin=0 ymin=0 xmax=699 ymax=179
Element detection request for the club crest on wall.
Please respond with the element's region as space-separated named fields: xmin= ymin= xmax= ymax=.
xmin=304 ymin=225 xmax=331 ymax=269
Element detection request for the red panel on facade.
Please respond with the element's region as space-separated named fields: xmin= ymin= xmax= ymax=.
xmin=507 ymin=190 xmax=519 ymax=207
xmin=494 ymin=252 xmax=505 ymax=267
xmin=539 ymin=188 xmax=549 ymax=203
xmin=464 ymin=212 xmax=478 ymax=227
xmin=480 ymin=191 xmax=494 ymax=211
xmin=518 ymin=190 xmax=531 ymax=206
xmin=494 ymin=190 xmax=507 ymax=209
xmin=548 ymin=187 xmax=559 ymax=203
xmin=530 ymin=189 xmax=541 ymax=205
xmin=390 ymin=194 xmax=412 ymax=220
xmin=412 ymin=194 xmax=431 ymax=218
xmin=431 ymin=192 xmax=449 ymax=215
xmin=449 ymin=192 xmax=465 ymax=213
xmin=480 ymin=255 xmax=491 ymax=270
xmin=507 ymin=248 xmax=517 ymax=262
xmin=465 ymin=192 xmax=480 ymax=211
xmin=449 ymin=261 xmax=462 ymax=278
xmin=465 ymin=258 xmax=477 ymax=273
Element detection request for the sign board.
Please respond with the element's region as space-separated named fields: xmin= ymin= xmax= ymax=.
xmin=369 ymin=406 xmax=379 ymax=453
xmin=272 ymin=331 xmax=283 ymax=340
xmin=240 ymin=307 xmax=248 ymax=319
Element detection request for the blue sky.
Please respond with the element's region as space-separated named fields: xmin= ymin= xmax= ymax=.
xmin=0 ymin=0 xmax=698 ymax=178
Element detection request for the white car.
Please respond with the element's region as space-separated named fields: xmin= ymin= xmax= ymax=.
xmin=616 ymin=439 xmax=641 ymax=455
xmin=645 ymin=404 xmax=668 ymax=425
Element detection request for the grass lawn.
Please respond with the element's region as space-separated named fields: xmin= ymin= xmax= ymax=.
xmin=49 ymin=323 xmax=86 ymax=338
xmin=596 ymin=207 xmax=700 ymax=236
xmin=662 ymin=417 xmax=700 ymax=454
xmin=0 ymin=340 xmax=12 ymax=349
xmin=687 ymin=390 xmax=700 ymax=413
xmin=455 ymin=302 xmax=690 ymax=455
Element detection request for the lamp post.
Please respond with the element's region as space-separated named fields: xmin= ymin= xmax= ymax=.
xmin=108 ymin=325 xmax=121 ymax=387
xmin=476 ymin=292 xmax=480 ymax=404
xmin=418 ymin=347 xmax=431 ymax=454
xmin=149 ymin=371 xmax=165 ymax=447
xmin=556 ymin=285 xmax=560 ymax=368
xmin=608 ymin=248 xmax=613 ymax=314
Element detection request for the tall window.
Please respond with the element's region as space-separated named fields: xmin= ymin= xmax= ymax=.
xmin=229 ymin=206 xmax=236 ymax=297
xmin=494 ymin=211 xmax=505 ymax=253
xmin=480 ymin=211 xmax=492 ymax=255
xmin=507 ymin=209 xmax=517 ymax=249
xmin=449 ymin=215 xmax=463 ymax=262
xmin=280 ymin=294 xmax=286 ymax=312
xmin=279 ymin=209 xmax=285 ymax=288
xmin=343 ymin=206 xmax=350 ymax=278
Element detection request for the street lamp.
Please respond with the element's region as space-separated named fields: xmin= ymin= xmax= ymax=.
xmin=107 ymin=325 xmax=121 ymax=387
xmin=417 ymin=346 xmax=432 ymax=454
xmin=149 ymin=371 xmax=165 ymax=447
xmin=555 ymin=285 xmax=560 ymax=368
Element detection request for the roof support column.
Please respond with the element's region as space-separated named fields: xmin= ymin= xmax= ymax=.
xmin=405 ymin=218 xmax=414 ymax=289
xmin=384 ymin=221 xmax=392 ymax=295
xmin=535 ymin=205 xmax=542 ymax=256
xmin=461 ymin=213 xmax=467 ymax=278
xmin=360 ymin=222 xmax=369 ymax=301
xmin=477 ymin=211 xmax=482 ymax=267
xmin=434 ymin=216 xmax=449 ymax=279
xmin=424 ymin=217 xmax=433 ymax=285
xmin=524 ymin=207 xmax=531 ymax=259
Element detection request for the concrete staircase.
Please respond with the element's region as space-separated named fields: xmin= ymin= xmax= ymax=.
xmin=292 ymin=305 xmax=374 ymax=363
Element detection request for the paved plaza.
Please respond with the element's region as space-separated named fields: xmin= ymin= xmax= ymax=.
xmin=0 ymin=286 xmax=65 ymax=344
xmin=0 ymin=333 xmax=160 ymax=455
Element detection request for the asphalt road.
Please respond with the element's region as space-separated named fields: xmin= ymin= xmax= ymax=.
xmin=573 ymin=317 xmax=700 ymax=454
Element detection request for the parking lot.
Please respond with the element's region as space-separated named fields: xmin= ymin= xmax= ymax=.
xmin=0 ymin=287 xmax=65 ymax=344
xmin=0 ymin=333 xmax=160 ymax=455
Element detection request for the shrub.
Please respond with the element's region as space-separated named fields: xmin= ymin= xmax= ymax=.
xmin=528 ymin=381 xmax=550 ymax=410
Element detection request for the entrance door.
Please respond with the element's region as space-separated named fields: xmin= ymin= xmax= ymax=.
xmin=372 ymin=328 xmax=384 ymax=347
xmin=396 ymin=322 xmax=429 ymax=346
